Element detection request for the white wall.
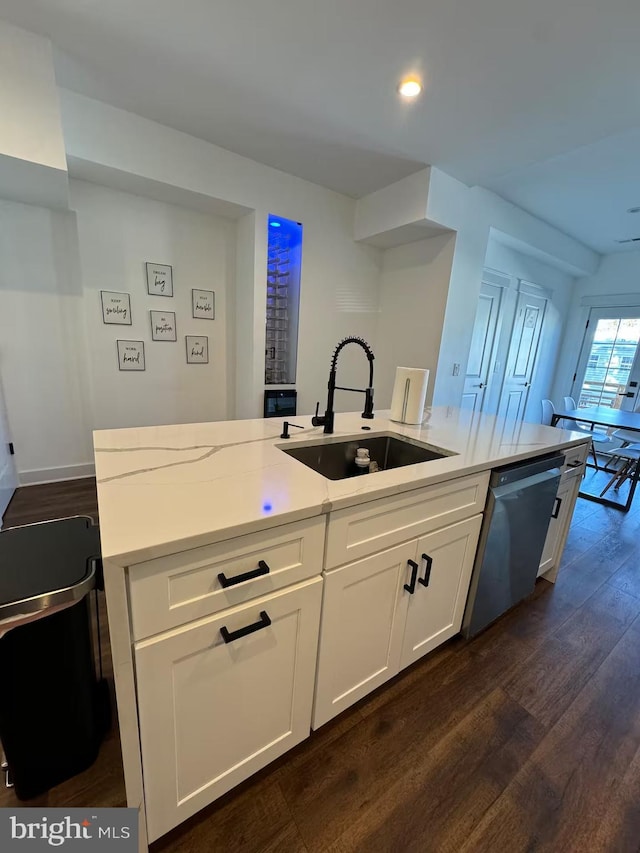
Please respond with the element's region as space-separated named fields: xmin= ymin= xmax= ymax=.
xmin=551 ymin=251 xmax=640 ymax=404
xmin=0 ymin=199 xmax=92 ymax=482
xmin=375 ymin=234 xmax=456 ymax=408
xmin=0 ymin=183 xmax=237 ymax=482
xmin=0 ymin=88 xmax=383 ymax=482
xmin=483 ymin=239 xmax=576 ymax=422
xmin=71 ymin=179 xmax=235 ymax=430
xmin=0 ymin=21 xmax=68 ymax=209
xmin=423 ymin=171 xmax=598 ymax=408
xmin=61 ymin=91 xmax=383 ymax=419
xmin=354 ymin=166 xmax=598 ymax=413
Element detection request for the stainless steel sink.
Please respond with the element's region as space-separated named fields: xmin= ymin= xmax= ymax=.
xmin=279 ymin=432 xmax=455 ymax=480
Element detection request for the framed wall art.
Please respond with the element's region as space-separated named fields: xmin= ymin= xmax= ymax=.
xmin=186 ymin=335 xmax=209 ymax=364
xmin=117 ymin=340 xmax=145 ymax=371
xmin=150 ymin=310 xmax=177 ymax=341
xmin=192 ymin=289 xmax=215 ymax=320
xmin=146 ymin=262 xmax=173 ymax=297
xmin=101 ymin=291 xmax=132 ymax=325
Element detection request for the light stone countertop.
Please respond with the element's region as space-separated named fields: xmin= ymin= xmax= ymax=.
xmin=93 ymin=407 xmax=589 ymax=565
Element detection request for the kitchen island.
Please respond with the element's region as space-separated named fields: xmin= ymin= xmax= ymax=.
xmin=94 ymin=407 xmax=589 ymax=850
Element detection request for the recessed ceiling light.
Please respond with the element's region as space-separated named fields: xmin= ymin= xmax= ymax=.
xmin=628 ymin=206 xmax=640 ymax=214
xmin=398 ymin=78 xmax=422 ymax=98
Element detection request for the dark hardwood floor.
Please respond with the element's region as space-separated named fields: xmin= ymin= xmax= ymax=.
xmin=2 ymin=478 xmax=640 ymax=851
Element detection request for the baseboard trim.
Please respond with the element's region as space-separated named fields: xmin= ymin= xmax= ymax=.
xmin=19 ymin=463 xmax=96 ymax=486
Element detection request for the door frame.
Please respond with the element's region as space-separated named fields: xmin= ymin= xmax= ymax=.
xmin=0 ymin=373 xmax=17 ymax=528
xmin=571 ymin=306 xmax=640 ymax=411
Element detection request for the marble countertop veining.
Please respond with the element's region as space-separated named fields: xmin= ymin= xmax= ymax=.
xmin=93 ymin=407 xmax=589 ymax=565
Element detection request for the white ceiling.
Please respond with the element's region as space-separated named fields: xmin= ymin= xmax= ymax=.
xmin=2 ymin=0 xmax=640 ymax=253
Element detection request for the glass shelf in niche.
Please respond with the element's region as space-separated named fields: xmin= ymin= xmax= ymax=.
xmin=264 ymin=214 xmax=302 ymax=386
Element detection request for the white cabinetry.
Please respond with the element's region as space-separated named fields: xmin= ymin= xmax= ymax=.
xmin=402 ymin=516 xmax=482 ymax=667
xmin=135 ymin=577 xmax=322 ymax=842
xmin=538 ymin=441 xmax=588 ymax=581
xmin=313 ymin=474 xmax=488 ymax=729
xmin=312 ymin=542 xmax=412 ymax=725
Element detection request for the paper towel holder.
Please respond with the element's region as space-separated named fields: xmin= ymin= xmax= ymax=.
xmin=389 ymin=366 xmax=430 ymax=425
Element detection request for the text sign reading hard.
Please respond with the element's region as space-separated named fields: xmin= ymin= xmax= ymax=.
xmin=0 ymin=809 xmax=138 ymax=851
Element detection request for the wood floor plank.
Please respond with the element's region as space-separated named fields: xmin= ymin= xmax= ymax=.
xmin=559 ymin=521 xmax=606 ymax=568
xmin=608 ymin=550 xmax=640 ymax=601
xmin=586 ymin=741 xmax=640 ymax=853
xmin=4 ymin=480 xmax=640 ymax=853
xmin=355 ymin=634 xmax=465 ymax=720
xmin=554 ymin=530 xmax=639 ymax=606
xmin=150 ymin=777 xmax=306 ymax=853
xmin=3 ymin=478 xmax=98 ymax=527
xmin=278 ymin=595 xmax=570 ymax=853
xmin=504 ymin=584 xmax=639 ymax=727
xmin=460 ymin=617 xmax=640 ymax=853
xmin=325 ymin=688 xmax=545 ymax=853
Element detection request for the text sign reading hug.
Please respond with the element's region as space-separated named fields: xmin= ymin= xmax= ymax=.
xmin=0 ymin=809 xmax=138 ymax=850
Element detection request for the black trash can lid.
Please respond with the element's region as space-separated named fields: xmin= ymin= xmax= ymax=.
xmin=0 ymin=516 xmax=100 ymax=608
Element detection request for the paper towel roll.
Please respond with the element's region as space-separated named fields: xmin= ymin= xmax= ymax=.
xmin=389 ymin=367 xmax=430 ymax=424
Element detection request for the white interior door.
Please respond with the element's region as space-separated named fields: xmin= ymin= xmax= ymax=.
xmin=461 ymin=282 xmax=503 ymax=413
xmin=572 ymin=309 xmax=640 ymax=412
xmin=0 ymin=377 xmax=17 ymax=527
xmin=497 ymin=291 xmax=547 ymax=422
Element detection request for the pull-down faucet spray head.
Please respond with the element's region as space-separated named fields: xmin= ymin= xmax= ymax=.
xmin=312 ymin=336 xmax=375 ymax=434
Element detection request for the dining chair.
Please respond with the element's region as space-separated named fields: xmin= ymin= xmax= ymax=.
xmin=541 ymin=399 xmax=555 ymax=426
xmin=544 ymin=398 xmax=607 ymax=470
xmin=559 ymin=395 xmax=611 ymax=469
xmin=609 ymin=401 xmax=640 ymax=447
xmin=599 ymin=444 xmax=640 ymax=498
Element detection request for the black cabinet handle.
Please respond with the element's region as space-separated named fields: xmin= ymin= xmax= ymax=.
xmin=552 ymin=497 xmax=562 ymax=519
xmin=220 ymin=610 xmax=271 ymax=644
xmin=404 ymin=560 xmax=419 ymax=594
xmin=419 ymin=553 xmax=433 ymax=587
xmin=218 ymin=560 xmax=270 ymax=588
xmin=567 ymin=460 xmax=583 ymax=468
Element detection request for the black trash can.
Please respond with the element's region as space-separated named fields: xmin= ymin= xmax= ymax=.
xmin=0 ymin=516 xmax=109 ymax=800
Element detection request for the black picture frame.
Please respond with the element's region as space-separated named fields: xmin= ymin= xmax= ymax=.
xmin=101 ymin=291 xmax=132 ymax=325
xmin=117 ymin=340 xmax=145 ymax=371
xmin=192 ymin=289 xmax=215 ymax=319
xmin=146 ymin=262 xmax=173 ymax=297
xmin=186 ymin=335 xmax=209 ymax=364
xmin=150 ymin=310 xmax=177 ymax=341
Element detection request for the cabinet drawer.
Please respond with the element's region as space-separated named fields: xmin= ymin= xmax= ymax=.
xmin=135 ymin=577 xmax=322 ymax=842
xmin=129 ymin=516 xmax=325 ymax=640
xmin=325 ymin=472 xmax=489 ymax=569
xmin=563 ymin=441 xmax=589 ymax=472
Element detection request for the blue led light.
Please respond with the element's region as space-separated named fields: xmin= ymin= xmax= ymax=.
xmin=263 ymin=502 xmax=273 ymax=512
xmin=269 ymin=221 xmax=281 ymax=228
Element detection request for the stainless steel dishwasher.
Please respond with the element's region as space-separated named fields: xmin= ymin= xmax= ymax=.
xmin=462 ymin=452 xmax=564 ymax=639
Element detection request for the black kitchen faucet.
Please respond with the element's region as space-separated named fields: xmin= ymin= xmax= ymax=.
xmin=311 ymin=336 xmax=375 ymax=435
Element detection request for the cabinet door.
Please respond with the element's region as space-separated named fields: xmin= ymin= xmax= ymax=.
xmin=400 ymin=515 xmax=482 ymax=670
xmin=312 ymin=542 xmax=414 ymax=729
xmin=496 ymin=291 xmax=547 ymax=423
xmin=539 ymin=477 xmax=580 ymax=583
xmin=135 ymin=577 xmax=322 ymax=842
xmin=538 ymin=479 xmax=572 ymax=577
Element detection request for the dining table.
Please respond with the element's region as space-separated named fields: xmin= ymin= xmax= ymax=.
xmin=551 ymin=405 xmax=640 ymax=511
